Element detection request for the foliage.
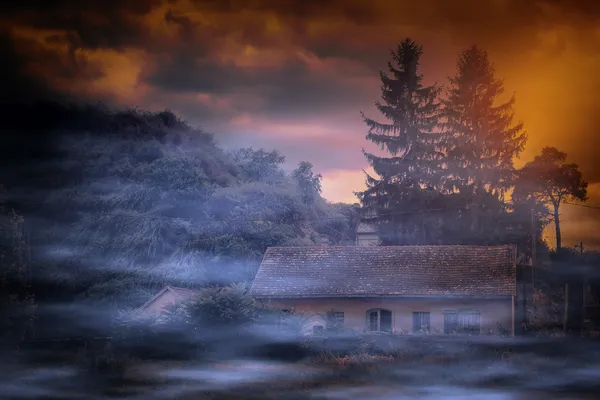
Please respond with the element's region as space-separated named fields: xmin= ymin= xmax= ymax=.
xmin=522 ymin=286 xmax=566 ymax=337
xmin=441 ymin=45 xmax=527 ymax=196
xmin=356 ymin=40 xmax=534 ymax=247
xmin=355 ymin=40 xmax=540 ymax=250
xmin=0 ymin=102 xmax=353 ymax=312
xmin=311 ymin=202 xmax=360 ymax=245
xmin=292 ymin=161 xmax=323 ymax=205
xmin=514 ymin=147 xmax=588 ymax=250
xmin=434 ymin=45 xmax=528 ymax=245
xmin=357 ymin=37 xmax=443 ymax=245
xmin=231 ymin=148 xmax=286 ymax=184
xmin=172 ymin=283 xmax=259 ymax=328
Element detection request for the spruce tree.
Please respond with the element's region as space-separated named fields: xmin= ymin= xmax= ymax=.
xmin=440 ymin=45 xmax=528 ymax=243
xmin=441 ymin=45 xmax=527 ymax=197
xmin=357 ymin=38 xmax=442 ymax=245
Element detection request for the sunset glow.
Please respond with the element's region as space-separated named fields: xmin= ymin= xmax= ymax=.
xmin=3 ymin=0 xmax=600 ymax=248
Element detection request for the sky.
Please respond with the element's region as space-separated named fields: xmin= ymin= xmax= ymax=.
xmin=2 ymin=0 xmax=600 ymax=249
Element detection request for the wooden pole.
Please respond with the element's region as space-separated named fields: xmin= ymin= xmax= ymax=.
xmin=531 ymin=208 xmax=536 ymax=268
xmin=564 ymin=283 xmax=569 ymax=333
xmin=581 ymin=242 xmax=587 ymax=330
xmin=530 ymin=209 xmax=536 ymax=320
xmin=511 ymin=295 xmax=515 ymax=336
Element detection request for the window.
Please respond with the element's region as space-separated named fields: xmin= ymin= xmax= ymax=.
xmin=278 ymin=309 xmax=292 ymax=327
xmin=443 ymin=311 xmax=481 ymax=335
xmin=326 ymin=311 xmax=344 ymax=332
xmin=367 ymin=309 xmax=392 ymax=333
xmin=412 ymin=312 xmax=431 ymax=333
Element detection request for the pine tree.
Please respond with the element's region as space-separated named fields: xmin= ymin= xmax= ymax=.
xmin=357 ymin=38 xmax=442 ymax=245
xmin=437 ymin=46 xmax=528 ymax=244
xmin=441 ymin=45 xmax=527 ymax=197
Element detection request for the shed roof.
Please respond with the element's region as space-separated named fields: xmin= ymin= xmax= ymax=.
xmin=250 ymin=245 xmax=516 ymax=298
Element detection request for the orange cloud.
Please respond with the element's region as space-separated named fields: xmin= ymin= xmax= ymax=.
xmin=3 ymin=0 xmax=600 ymax=247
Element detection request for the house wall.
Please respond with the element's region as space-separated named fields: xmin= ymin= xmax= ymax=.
xmin=356 ymin=233 xmax=379 ymax=246
xmin=261 ymin=296 xmax=514 ymax=335
xmin=143 ymin=291 xmax=180 ymax=313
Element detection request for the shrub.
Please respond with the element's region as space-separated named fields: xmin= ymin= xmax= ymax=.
xmin=182 ymin=283 xmax=259 ymax=329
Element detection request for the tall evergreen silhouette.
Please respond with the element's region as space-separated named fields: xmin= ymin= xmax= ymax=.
xmin=441 ymin=45 xmax=527 ymax=198
xmin=357 ymin=38 xmax=442 ymax=245
xmin=433 ymin=46 xmax=528 ymax=242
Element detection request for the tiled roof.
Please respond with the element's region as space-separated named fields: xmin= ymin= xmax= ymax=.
xmin=250 ymin=245 xmax=516 ymax=298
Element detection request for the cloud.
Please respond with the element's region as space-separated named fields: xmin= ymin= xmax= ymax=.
xmin=2 ymin=0 xmax=600 ymax=246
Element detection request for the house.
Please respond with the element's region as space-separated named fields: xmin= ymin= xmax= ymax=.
xmin=250 ymin=245 xmax=517 ymax=336
xmin=138 ymin=285 xmax=199 ymax=313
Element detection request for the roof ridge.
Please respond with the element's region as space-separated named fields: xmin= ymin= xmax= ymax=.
xmin=265 ymin=244 xmax=517 ymax=249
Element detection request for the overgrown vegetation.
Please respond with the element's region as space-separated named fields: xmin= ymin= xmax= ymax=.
xmin=357 ymin=39 xmax=586 ymax=260
xmin=0 ymin=102 xmax=359 ymax=320
xmin=0 ymin=37 xmax=598 ymax=399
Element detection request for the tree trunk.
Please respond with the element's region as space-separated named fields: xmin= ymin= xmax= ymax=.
xmin=554 ymin=205 xmax=562 ymax=251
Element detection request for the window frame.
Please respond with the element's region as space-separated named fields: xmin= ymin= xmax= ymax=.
xmin=366 ymin=308 xmax=393 ymax=333
xmin=412 ymin=311 xmax=431 ymax=334
xmin=443 ymin=310 xmax=481 ymax=335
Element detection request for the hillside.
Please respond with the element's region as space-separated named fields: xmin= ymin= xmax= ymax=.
xmin=0 ymin=101 xmax=359 ymax=310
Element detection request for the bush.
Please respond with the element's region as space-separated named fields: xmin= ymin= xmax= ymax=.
xmin=181 ymin=283 xmax=259 ymax=329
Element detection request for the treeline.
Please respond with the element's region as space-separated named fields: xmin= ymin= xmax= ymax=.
xmin=0 ymin=102 xmax=359 ymax=316
xmin=358 ymin=39 xmax=588 ymax=254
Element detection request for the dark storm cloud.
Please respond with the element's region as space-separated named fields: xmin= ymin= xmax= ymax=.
xmin=1 ymin=0 xmax=600 ymax=184
xmin=0 ymin=29 xmax=107 ymax=104
xmin=146 ymin=54 xmax=375 ymax=118
xmin=2 ymin=0 xmax=599 ymax=102
xmin=0 ymin=0 xmax=162 ymax=103
xmin=187 ymin=0 xmax=378 ymax=23
xmin=0 ymin=0 xmax=162 ymax=49
xmin=0 ymin=31 xmax=51 ymax=103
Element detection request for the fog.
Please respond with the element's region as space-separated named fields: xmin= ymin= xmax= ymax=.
xmin=0 ymin=103 xmax=598 ymax=399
